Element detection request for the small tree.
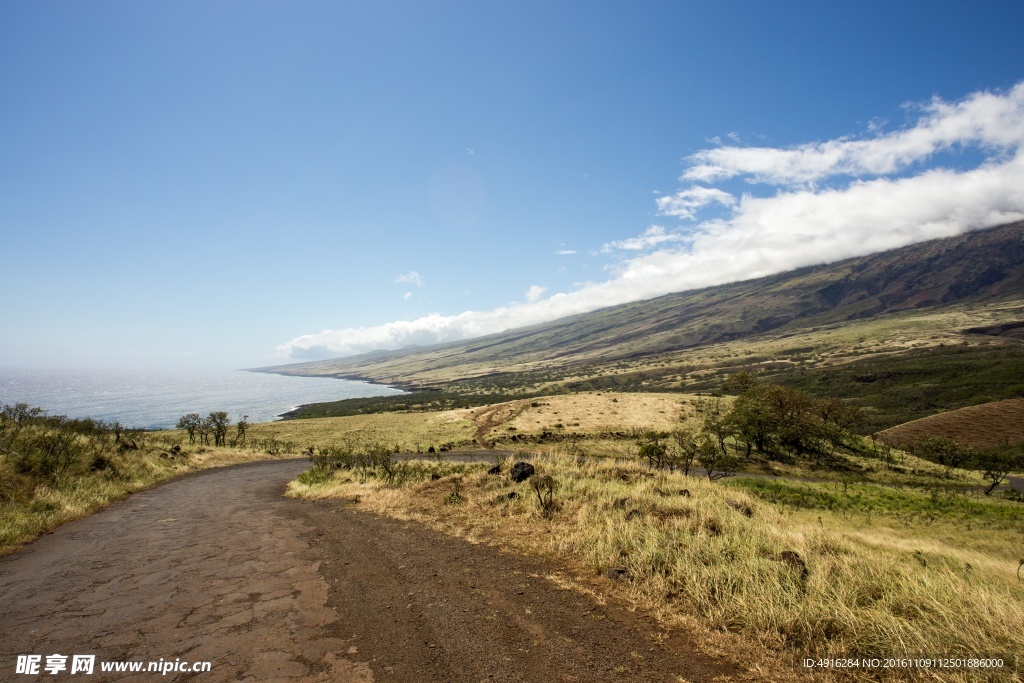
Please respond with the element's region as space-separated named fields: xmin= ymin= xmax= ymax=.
xmin=701 ymin=400 xmax=735 ymax=458
xmin=730 ymin=390 xmax=778 ymax=454
xmin=697 ymin=431 xmax=735 ymax=481
xmin=638 ymin=432 xmax=668 ymax=469
xmin=817 ymin=397 xmax=861 ymax=432
xmin=670 ymin=427 xmax=701 ymax=476
xmin=722 ymin=370 xmax=760 ymax=395
xmin=974 ymin=443 xmax=1024 ymax=496
xmin=231 ymin=415 xmax=250 ymax=447
xmin=177 ymin=413 xmax=202 ymax=445
xmin=912 ymin=435 xmax=976 ymax=476
xmin=207 ymin=411 xmax=231 ymax=447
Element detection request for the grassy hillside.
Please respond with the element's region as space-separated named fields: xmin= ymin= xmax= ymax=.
xmin=260 ymin=221 xmax=1024 ymax=391
xmin=290 ymin=446 xmax=1024 ymax=680
xmin=879 ymin=398 xmax=1024 ymax=450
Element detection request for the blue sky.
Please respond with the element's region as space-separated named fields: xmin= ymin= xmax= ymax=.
xmin=2 ymin=1 xmax=1024 ymax=370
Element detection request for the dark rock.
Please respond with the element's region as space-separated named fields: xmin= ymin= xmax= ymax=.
xmin=510 ymin=461 xmax=535 ymax=483
xmin=487 ymin=464 xmax=502 ymax=475
xmin=506 ymin=491 xmax=519 ymax=500
xmin=430 ymin=473 xmax=442 ymax=481
xmin=780 ymin=550 xmax=809 ymax=580
xmin=625 ymin=510 xmax=643 ymax=521
xmin=170 ymin=444 xmax=181 ymax=453
xmin=612 ymin=498 xmax=629 ymax=509
xmin=679 ymin=489 xmax=691 ymax=497
xmin=606 ymin=565 xmax=631 ymax=580
xmin=427 ymin=446 xmax=436 ymax=454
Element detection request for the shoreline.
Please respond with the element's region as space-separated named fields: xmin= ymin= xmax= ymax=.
xmin=1 ymin=367 xmax=405 ymax=430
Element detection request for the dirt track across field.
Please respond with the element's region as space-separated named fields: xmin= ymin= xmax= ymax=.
xmin=0 ymin=459 xmax=736 ymax=682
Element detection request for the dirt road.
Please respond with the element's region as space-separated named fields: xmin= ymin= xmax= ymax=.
xmin=0 ymin=459 xmax=734 ymax=682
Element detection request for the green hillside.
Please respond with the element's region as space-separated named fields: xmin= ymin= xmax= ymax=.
xmin=259 ymin=221 xmax=1024 ymax=394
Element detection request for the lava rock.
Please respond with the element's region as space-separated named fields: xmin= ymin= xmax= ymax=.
xmin=509 ymin=461 xmax=536 ymax=483
xmin=487 ymin=464 xmax=502 ymax=475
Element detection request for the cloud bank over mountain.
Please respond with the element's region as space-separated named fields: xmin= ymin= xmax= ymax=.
xmin=278 ymin=83 xmax=1024 ymax=360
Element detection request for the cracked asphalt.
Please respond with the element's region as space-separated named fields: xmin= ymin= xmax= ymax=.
xmin=0 ymin=459 xmax=734 ymax=682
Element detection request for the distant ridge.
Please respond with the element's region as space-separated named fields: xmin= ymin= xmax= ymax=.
xmin=260 ymin=220 xmax=1024 ymax=386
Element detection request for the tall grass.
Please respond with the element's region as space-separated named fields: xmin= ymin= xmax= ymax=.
xmin=291 ymin=449 xmax=1024 ymax=680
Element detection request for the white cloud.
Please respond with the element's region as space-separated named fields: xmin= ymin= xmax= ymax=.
xmin=684 ymin=82 xmax=1024 ymax=185
xmin=403 ymin=291 xmax=413 ymax=300
xmin=602 ymin=225 xmax=687 ymax=252
xmin=525 ymin=285 xmax=547 ymax=303
xmin=555 ymin=249 xmax=576 ymax=255
xmin=277 ymin=83 xmax=1024 ymax=360
xmin=655 ymin=186 xmax=736 ymax=220
xmin=394 ymin=271 xmax=423 ymax=287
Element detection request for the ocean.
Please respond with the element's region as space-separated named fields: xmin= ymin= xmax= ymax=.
xmin=0 ymin=367 xmax=403 ymax=429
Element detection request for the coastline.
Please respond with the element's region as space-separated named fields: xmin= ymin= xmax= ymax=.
xmin=0 ymin=367 xmax=404 ymax=429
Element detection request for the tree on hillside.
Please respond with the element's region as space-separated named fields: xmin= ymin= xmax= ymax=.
xmin=912 ymin=435 xmax=977 ymax=477
xmin=696 ymin=430 xmax=735 ymax=481
xmin=207 ymin=411 xmax=231 ymax=447
xmin=638 ymin=432 xmax=668 ymax=469
xmin=670 ymin=427 xmax=701 ymax=476
xmin=723 ymin=370 xmax=761 ymax=395
xmin=231 ymin=415 xmax=249 ymax=447
xmin=701 ymin=399 xmax=735 ymax=458
xmin=728 ymin=382 xmax=832 ymax=458
xmin=816 ymin=396 xmax=862 ymax=432
xmin=974 ymin=442 xmax=1024 ymax=496
xmin=176 ymin=413 xmax=202 ymax=445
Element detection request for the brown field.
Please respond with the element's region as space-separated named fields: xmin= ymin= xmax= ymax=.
xmin=880 ymin=398 xmax=1024 ymax=449
xmin=246 ymin=410 xmax=478 ymax=453
xmin=466 ymin=391 xmax=709 ymax=442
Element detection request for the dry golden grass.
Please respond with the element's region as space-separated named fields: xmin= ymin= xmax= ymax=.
xmin=466 ymin=391 xmax=711 ymax=442
xmin=245 ymin=410 xmax=477 ymax=452
xmin=880 ymin=398 xmax=1024 ymax=450
xmin=290 ymin=449 xmax=1024 ymax=681
xmin=240 ymin=391 xmax=713 ymax=455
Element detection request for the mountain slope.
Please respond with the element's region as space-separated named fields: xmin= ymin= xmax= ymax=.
xmin=260 ymin=220 xmax=1024 ymax=388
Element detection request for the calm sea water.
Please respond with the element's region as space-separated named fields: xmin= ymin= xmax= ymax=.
xmin=0 ymin=368 xmax=403 ymax=429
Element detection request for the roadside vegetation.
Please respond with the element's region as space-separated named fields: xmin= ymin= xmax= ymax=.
xmin=289 ymin=378 xmax=1024 ymax=680
xmin=0 ymin=403 xmax=292 ymax=555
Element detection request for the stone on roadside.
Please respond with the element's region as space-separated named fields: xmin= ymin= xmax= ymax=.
xmin=510 ymin=462 xmax=535 ymax=483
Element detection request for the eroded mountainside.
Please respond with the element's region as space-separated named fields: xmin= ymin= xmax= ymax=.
xmin=260 ymin=221 xmax=1024 ymax=391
